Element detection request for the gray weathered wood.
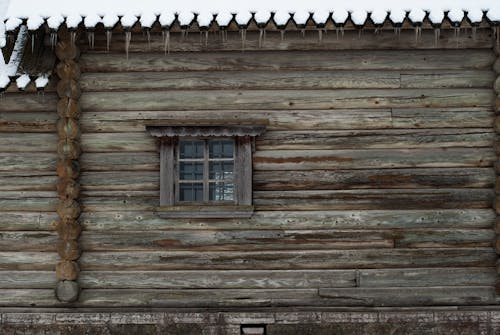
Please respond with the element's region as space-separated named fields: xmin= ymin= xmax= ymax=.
xmin=0 ymin=271 xmax=56 ymax=288
xmin=79 ymin=209 xmax=496 ymax=231
xmin=78 ymin=248 xmax=496 ymax=270
xmin=0 ymin=252 xmax=58 ymax=270
xmin=79 ymin=270 xmax=356 ymax=289
xmin=0 ymin=133 xmax=57 ymax=152
xmin=0 ymin=212 xmax=57 ymax=231
xmin=0 ymin=176 xmax=57 ymax=191
xmin=0 ymin=289 xmax=61 ymax=307
xmin=0 ymin=94 xmax=58 ymax=112
xmin=400 ymin=70 xmax=495 ymax=88
xmin=80 ymin=49 xmax=495 ymax=72
xmin=0 ymin=232 xmax=57 ymax=251
xmin=80 ymin=89 xmax=494 ymax=111
xmin=0 ymin=111 xmax=58 ymax=133
xmin=0 ymin=153 xmax=57 ymax=172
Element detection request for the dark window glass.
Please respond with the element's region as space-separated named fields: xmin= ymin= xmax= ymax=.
xmin=179 ymin=162 xmax=203 ymax=180
xmin=209 ymin=140 xmax=234 ymax=158
xmin=180 ymin=140 xmax=204 ymax=159
xmin=179 ymin=183 xmax=203 ymax=201
xmin=209 ymin=182 xmax=234 ymax=201
xmin=209 ymin=161 xmax=233 ymax=180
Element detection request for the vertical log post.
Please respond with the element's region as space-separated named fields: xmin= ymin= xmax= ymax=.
xmin=494 ymin=44 xmax=500 ymax=293
xmin=54 ymin=26 xmax=82 ymax=302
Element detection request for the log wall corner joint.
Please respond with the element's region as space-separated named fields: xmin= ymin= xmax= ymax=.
xmin=54 ymin=26 xmax=82 ymax=303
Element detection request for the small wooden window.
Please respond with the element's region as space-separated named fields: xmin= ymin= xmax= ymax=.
xmin=146 ymin=121 xmax=267 ymax=218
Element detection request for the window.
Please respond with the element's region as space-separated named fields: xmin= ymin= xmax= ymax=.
xmin=146 ymin=120 xmax=267 ymax=218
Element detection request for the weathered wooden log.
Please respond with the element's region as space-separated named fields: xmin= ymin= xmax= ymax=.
xmin=0 ymin=271 xmax=56 ymax=289
xmin=57 ymin=98 xmax=81 ymax=118
xmin=56 ymin=219 xmax=82 ymax=240
xmin=494 ymin=77 xmax=500 ymax=93
xmin=57 ymin=178 xmax=80 ymax=200
xmin=57 ymin=79 xmax=81 ymax=99
xmin=57 ymin=118 xmax=80 ymax=140
xmin=57 ymin=159 xmax=80 ymax=179
xmin=55 ymin=260 xmax=79 ymax=280
xmin=56 ymin=199 xmax=81 ymax=220
xmin=494 ymin=57 xmax=500 ymax=73
xmin=56 ymin=60 xmax=81 ymax=80
xmin=56 ymin=240 xmax=81 ymax=260
xmin=57 ymin=139 xmax=81 ymax=159
xmin=55 ymin=280 xmax=79 ymax=302
xmin=55 ymin=40 xmax=78 ymax=61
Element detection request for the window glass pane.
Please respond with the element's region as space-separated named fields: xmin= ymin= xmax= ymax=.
xmin=179 ymin=162 xmax=203 ymax=180
xmin=179 ymin=183 xmax=203 ymax=201
xmin=209 ymin=140 xmax=234 ymax=159
xmin=180 ymin=140 xmax=204 ymax=159
xmin=209 ymin=161 xmax=233 ymax=180
xmin=209 ymin=182 xmax=234 ymax=201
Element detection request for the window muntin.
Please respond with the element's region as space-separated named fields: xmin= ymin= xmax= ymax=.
xmin=176 ymin=138 xmax=235 ymax=203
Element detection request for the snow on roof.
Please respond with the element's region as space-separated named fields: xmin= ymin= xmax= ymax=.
xmin=1 ymin=0 xmax=500 ymax=39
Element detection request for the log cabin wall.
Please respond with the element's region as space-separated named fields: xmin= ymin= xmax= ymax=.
xmin=0 ymin=27 xmax=499 ymax=309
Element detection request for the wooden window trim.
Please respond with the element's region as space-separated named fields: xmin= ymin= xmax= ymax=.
xmin=146 ymin=120 xmax=267 ymax=219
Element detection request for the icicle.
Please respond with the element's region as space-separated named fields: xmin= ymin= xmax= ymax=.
xmin=341 ymin=27 xmax=344 ymax=38
xmin=31 ymin=33 xmax=35 ymax=53
xmin=147 ymin=30 xmax=151 ymax=50
xmin=70 ymin=31 xmax=76 ymax=45
xmin=280 ymin=30 xmax=285 ymax=41
xmin=204 ymin=31 xmax=209 ymax=47
xmin=394 ymin=27 xmax=401 ymax=38
xmin=125 ymin=31 xmax=131 ymax=59
xmin=105 ymin=30 xmax=112 ymax=52
xmin=240 ymin=28 xmax=246 ymax=51
xmin=181 ymin=29 xmax=186 ymax=41
xmin=300 ymin=29 xmax=305 ymax=38
xmin=258 ymin=28 xmax=264 ymax=48
xmin=50 ymin=32 xmax=57 ymax=50
xmin=318 ymin=29 xmax=322 ymax=43
xmin=163 ymin=30 xmax=170 ymax=55
xmin=434 ymin=28 xmax=440 ymax=47
xmin=336 ymin=27 xmax=339 ymax=40
xmin=414 ymin=26 xmax=422 ymax=43
xmin=88 ymin=31 xmax=95 ymax=49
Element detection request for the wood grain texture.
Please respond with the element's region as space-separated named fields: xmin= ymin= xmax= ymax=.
xmin=79 ymin=89 xmax=494 ymax=111
xmin=80 ymin=49 xmax=495 ymax=72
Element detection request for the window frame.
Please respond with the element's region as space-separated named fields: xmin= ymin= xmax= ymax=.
xmin=146 ymin=120 xmax=267 ymax=219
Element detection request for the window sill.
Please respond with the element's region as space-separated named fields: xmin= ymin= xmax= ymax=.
xmin=156 ymin=205 xmax=254 ymax=219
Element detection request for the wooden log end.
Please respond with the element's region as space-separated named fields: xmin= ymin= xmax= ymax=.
xmin=55 ymin=41 xmax=78 ymax=61
xmin=55 ymin=280 xmax=80 ymax=302
xmin=57 ymin=199 xmax=81 ymax=221
xmin=56 ymin=79 xmax=81 ymax=99
xmin=57 ymin=118 xmax=81 ymax=140
xmin=55 ymin=260 xmax=79 ymax=280
xmin=57 ymin=179 xmax=81 ymax=200
xmin=495 ymin=78 xmax=500 ymax=94
xmin=55 ymin=60 xmax=81 ymax=80
xmin=57 ymin=139 xmax=81 ymax=160
xmin=57 ymin=159 xmax=80 ymax=179
xmin=56 ymin=219 xmax=82 ymax=240
xmin=57 ymin=98 xmax=81 ymax=119
xmin=496 ymin=96 xmax=500 ymax=114
xmin=57 ymin=240 xmax=81 ymax=261
xmin=495 ymin=57 xmax=500 ymax=74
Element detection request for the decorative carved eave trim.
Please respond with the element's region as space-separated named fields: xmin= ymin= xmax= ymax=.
xmin=146 ymin=120 xmax=268 ymax=138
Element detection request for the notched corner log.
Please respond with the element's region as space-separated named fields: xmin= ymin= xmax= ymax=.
xmin=57 ymin=159 xmax=80 ymax=179
xmin=55 ymin=40 xmax=79 ymax=62
xmin=56 ymin=219 xmax=82 ymax=240
xmin=57 ymin=118 xmax=81 ymax=140
xmin=55 ymin=260 xmax=79 ymax=280
xmin=56 ymin=240 xmax=81 ymax=260
xmin=57 ymin=199 xmax=81 ymax=220
xmin=55 ymin=280 xmax=80 ymax=303
xmin=57 ymin=178 xmax=80 ymax=200
xmin=57 ymin=79 xmax=81 ymax=99
xmin=57 ymin=139 xmax=81 ymax=159
xmin=57 ymin=98 xmax=81 ymax=118
xmin=56 ymin=60 xmax=81 ymax=80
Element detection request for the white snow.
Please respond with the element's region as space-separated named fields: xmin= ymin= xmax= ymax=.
xmin=15 ymin=73 xmax=30 ymax=90
xmin=0 ymin=24 xmax=28 ymax=85
xmin=35 ymin=74 xmax=49 ymax=88
xmin=0 ymin=74 xmax=9 ymax=89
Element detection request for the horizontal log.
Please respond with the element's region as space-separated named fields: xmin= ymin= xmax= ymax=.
xmin=0 ymin=232 xmax=57 ymax=251
xmin=0 ymin=271 xmax=56 ymax=289
xmin=80 ymin=49 xmax=495 ymax=72
xmin=79 ymin=107 xmax=493 ymax=132
xmin=0 ymin=252 xmax=57 ymax=270
xmin=80 ymin=270 xmax=356 ymax=289
xmin=0 ymin=93 xmax=58 ymax=112
xmin=359 ymin=267 xmax=496 ymax=287
xmin=80 ymin=89 xmax=494 ymax=111
xmin=78 ymin=248 xmax=496 ymax=270
xmin=0 ymin=175 xmax=57 ymax=191
xmin=253 ymin=148 xmax=495 ymax=170
xmin=79 ymin=209 xmax=496 ymax=231
xmin=79 ymin=230 xmax=394 ymax=251
xmin=80 ymin=129 xmax=495 ymax=153
xmin=400 ymin=70 xmax=495 ymax=88
xmin=257 ymin=129 xmax=495 ymax=150
xmin=0 ymin=111 xmax=57 ymax=133
xmin=75 ymin=286 xmax=500 ymax=307
xmin=0 ymin=212 xmax=57 ymax=231
xmin=0 ymin=198 xmax=58 ymax=211
xmin=0 ymin=134 xmax=57 ymax=152
xmin=253 ymin=189 xmax=494 ymax=210
xmin=80 ymin=152 xmax=158 ymax=171
xmin=393 ymin=229 xmax=495 ymax=248
xmin=255 ymin=168 xmax=495 ymax=190
xmin=317 ymin=287 xmax=499 ymax=306
xmin=0 ymin=289 xmax=60 ymax=307
xmin=0 ymin=153 xmax=57 ymax=172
